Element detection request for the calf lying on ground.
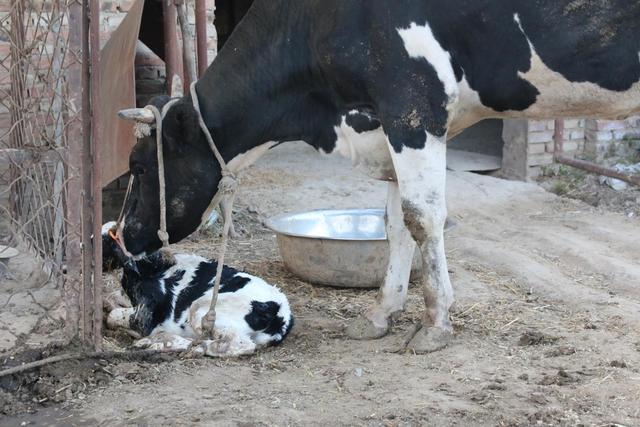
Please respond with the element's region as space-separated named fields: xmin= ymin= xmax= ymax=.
xmin=102 ymin=222 xmax=294 ymax=356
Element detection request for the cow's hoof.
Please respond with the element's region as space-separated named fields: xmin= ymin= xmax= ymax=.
xmin=346 ymin=316 xmax=389 ymax=340
xmin=406 ymin=326 xmax=453 ymax=354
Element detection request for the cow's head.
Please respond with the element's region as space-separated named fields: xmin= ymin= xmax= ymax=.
xmin=115 ymin=83 xmax=222 ymax=257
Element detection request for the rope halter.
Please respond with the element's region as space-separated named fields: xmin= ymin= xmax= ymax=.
xmin=114 ymin=80 xmax=238 ymax=339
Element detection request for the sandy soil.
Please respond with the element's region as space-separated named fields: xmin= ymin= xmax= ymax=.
xmin=3 ymin=144 xmax=640 ymax=427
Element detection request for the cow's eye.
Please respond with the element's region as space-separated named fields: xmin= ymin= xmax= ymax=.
xmin=131 ymin=164 xmax=146 ymax=176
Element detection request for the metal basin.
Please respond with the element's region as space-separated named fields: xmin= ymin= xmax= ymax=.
xmin=265 ymin=209 xmax=421 ymax=288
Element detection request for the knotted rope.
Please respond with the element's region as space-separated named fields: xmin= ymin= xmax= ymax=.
xmin=147 ymin=104 xmax=170 ymax=248
xmin=188 ymin=82 xmax=238 ymax=338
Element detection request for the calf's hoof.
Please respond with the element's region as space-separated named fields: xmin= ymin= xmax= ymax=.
xmin=199 ymin=335 xmax=256 ymax=357
xmin=106 ymin=307 xmax=135 ymax=330
xmin=134 ymin=333 xmax=193 ymax=351
xmin=406 ymin=326 xmax=453 ymax=354
xmin=199 ymin=338 xmax=232 ymax=357
xmin=346 ymin=315 xmax=389 ymax=340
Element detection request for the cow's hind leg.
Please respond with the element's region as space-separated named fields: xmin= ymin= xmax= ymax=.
xmin=388 ymin=133 xmax=454 ymax=353
xmin=346 ymin=181 xmax=414 ymax=339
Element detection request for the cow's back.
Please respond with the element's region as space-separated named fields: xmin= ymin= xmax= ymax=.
xmin=309 ymin=0 xmax=640 ymax=131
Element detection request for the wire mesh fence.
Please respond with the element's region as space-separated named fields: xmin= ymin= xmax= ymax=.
xmin=0 ymin=0 xmax=97 ymax=347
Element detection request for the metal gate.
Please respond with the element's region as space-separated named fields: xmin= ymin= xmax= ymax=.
xmin=0 ymin=0 xmax=103 ymax=349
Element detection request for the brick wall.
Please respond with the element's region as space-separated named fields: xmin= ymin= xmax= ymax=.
xmin=520 ymin=116 xmax=640 ymax=178
xmin=0 ymin=0 xmax=219 ymax=147
xmin=503 ymin=116 xmax=640 ymax=180
xmin=585 ymin=118 xmax=640 ymax=155
xmin=525 ymin=119 xmax=586 ymax=170
xmin=101 ymin=0 xmax=217 ymax=63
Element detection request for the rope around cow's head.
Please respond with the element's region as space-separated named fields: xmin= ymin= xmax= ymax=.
xmin=112 ymin=77 xmax=238 ymax=338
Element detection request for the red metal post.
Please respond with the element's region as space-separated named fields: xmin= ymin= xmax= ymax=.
xmin=163 ymin=0 xmax=183 ymax=89
xmin=553 ymin=119 xmax=565 ymax=156
xmin=90 ymin=0 xmax=103 ymax=352
xmin=195 ymin=0 xmax=208 ymax=77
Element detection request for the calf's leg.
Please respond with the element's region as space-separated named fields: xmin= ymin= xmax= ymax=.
xmin=346 ymin=181 xmax=414 ymax=339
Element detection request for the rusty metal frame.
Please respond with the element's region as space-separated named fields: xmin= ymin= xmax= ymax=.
xmin=81 ymin=0 xmax=92 ymax=348
xmin=553 ymin=120 xmax=640 ymax=187
xmin=90 ymin=0 xmax=103 ymax=351
xmin=3 ymin=0 xmax=103 ymax=348
xmin=78 ymin=0 xmax=104 ymax=350
xmin=195 ymin=0 xmax=208 ymax=77
xmin=176 ymin=0 xmax=197 ymax=85
xmin=163 ymin=0 xmax=183 ymax=87
xmin=66 ymin=0 xmax=84 ymax=342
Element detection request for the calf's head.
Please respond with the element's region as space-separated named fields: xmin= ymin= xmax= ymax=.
xmin=116 ymin=95 xmax=222 ymax=257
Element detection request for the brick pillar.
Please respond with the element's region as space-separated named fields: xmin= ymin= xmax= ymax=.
xmin=502 ymin=118 xmax=589 ymax=181
xmin=501 ymin=119 xmax=529 ymax=181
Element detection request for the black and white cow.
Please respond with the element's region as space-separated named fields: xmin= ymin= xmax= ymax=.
xmin=102 ymin=223 xmax=294 ymax=356
xmin=113 ymin=1 xmax=640 ymax=353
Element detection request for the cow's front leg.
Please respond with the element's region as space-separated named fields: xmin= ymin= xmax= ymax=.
xmin=389 ymin=132 xmax=454 ymax=353
xmin=346 ymin=181 xmax=414 ymax=340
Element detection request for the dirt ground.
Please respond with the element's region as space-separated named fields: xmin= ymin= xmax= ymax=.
xmin=2 ymin=144 xmax=640 ymax=426
xmin=538 ymin=164 xmax=640 ymax=220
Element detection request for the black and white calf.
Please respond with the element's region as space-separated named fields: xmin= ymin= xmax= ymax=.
xmin=102 ymin=223 xmax=294 ymax=356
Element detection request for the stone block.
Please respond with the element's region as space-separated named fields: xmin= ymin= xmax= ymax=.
xmin=595 ymin=120 xmax=627 ymax=131
xmin=528 ymin=130 xmax=554 ymax=144
xmin=614 ymin=129 xmax=640 ymax=140
xmin=568 ymin=129 xmax=585 ymax=141
xmin=586 ymin=129 xmax=613 ymax=142
xmin=585 ymin=119 xmax=598 ymax=131
xmin=528 ymin=152 xmax=554 ymax=166
xmin=528 ymin=120 xmax=552 ymax=132
xmin=562 ymin=141 xmax=580 ymax=152
xmin=528 ymin=142 xmax=547 ymax=155
xmin=563 ymin=119 xmax=584 ymax=129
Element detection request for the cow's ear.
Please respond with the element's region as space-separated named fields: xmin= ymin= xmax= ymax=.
xmin=161 ymin=99 xmax=200 ymax=153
